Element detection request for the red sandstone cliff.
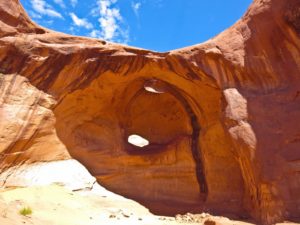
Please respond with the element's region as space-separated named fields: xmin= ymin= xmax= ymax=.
xmin=0 ymin=0 xmax=299 ymax=224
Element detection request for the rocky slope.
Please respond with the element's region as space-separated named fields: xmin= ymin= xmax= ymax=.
xmin=0 ymin=0 xmax=299 ymax=224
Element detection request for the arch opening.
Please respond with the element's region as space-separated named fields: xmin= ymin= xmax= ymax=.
xmin=144 ymin=79 xmax=165 ymax=94
xmin=128 ymin=134 xmax=150 ymax=148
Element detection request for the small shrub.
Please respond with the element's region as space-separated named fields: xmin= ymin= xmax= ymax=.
xmin=19 ymin=206 xmax=32 ymax=216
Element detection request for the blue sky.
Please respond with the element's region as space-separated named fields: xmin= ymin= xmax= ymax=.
xmin=20 ymin=0 xmax=252 ymax=52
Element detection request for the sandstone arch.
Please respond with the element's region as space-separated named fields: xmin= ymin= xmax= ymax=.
xmin=53 ymin=72 xmax=244 ymax=216
xmin=0 ymin=0 xmax=299 ymax=224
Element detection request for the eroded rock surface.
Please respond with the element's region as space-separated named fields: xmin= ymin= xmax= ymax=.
xmin=0 ymin=0 xmax=299 ymax=224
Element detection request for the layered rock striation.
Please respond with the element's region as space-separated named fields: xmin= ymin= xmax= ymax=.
xmin=0 ymin=0 xmax=299 ymax=224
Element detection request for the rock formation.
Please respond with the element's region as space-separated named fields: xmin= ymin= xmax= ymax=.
xmin=0 ymin=0 xmax=299 ymax=224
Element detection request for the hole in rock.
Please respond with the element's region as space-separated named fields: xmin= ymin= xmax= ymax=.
xmin=144 ymin=85 xmax=165 ymax=94
xmin=144 ymin=79 xmax=165 ymax=94
xmin=128 ymin=134 xmax=150 ymax=147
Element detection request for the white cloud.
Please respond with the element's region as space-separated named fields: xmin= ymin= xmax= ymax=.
xmin=89 ymin=30 xmax=101 ymax=38
xmin=53 ymin=0 xmax=65 ymax=8
xmin=29 ymin=10 xmax=42 ymax=19
xmin=131 ymin=2 xmax=141 ymax=17
xmin=89 ymin=0 xmax=129 ymax=43
xmin=45 ymin=20 xmax=54 ymax=25
xmin=70 ymin=0 xmax=78 ymax=7
xmin=69 ymin=26 xmax=76 ymax=35
xmin=70 ymin=13 xmax=93 ymax=29
xmin=30 ymin=0 xmax=63 ymax=18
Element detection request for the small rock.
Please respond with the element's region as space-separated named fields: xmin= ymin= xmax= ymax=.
xmin=204 ymin=47 xmax=222 ymax=56
xmin=204 ymin=219 xmax=217 ymax=225
xmin=109 ymin=214 xmax=116 ymax=219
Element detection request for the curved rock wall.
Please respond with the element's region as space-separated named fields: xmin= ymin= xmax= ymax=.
xmin=0 ymin=0 xmax=299 ymax=224
xmin=0 ymin=74 xmax=70 ymax=169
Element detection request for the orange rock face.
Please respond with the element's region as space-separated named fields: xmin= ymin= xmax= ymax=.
xmin=0 ymin=0 xmax=299 ymax=224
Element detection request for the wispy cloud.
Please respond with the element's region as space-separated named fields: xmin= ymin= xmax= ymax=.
xmin=29 ymin=10 xmax=42 ymax=19
xmin=53 ymin=0 xmax=65 ymax=8
xmin=89 ymin=0 xmax=129 ymax=44
xmin=70 ymin=13 xmax=93 ymax=29
xmin=89 ymin=30 xmax=101 ymax=38
xmin=30 ymin=0 xmax=63 ymax=18
xmin=70 ymin=0 xmax=78 ymax=7
xmin=45 ymin=20 xmax=54 ymax=25
xmin=131 ymin=2 xmax=141 ymax=17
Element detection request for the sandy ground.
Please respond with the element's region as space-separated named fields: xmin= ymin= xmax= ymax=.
xmin=0 ymin=160 xmax=298 ymax=225
xmin=0 ymin=184 xmax=257 ymax=225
